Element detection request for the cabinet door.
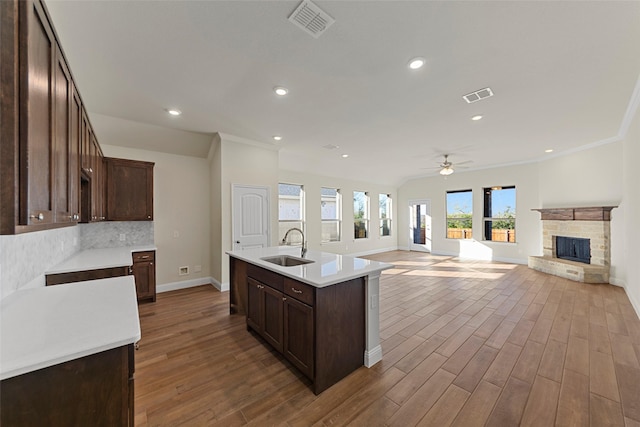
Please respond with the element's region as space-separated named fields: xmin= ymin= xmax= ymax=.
xmin=246 ymin=278 xmax=263 ymax=332
xmin=106 ymin=158 xmax=154 ymax=221
xmin=132 ymin=260 xmax=155 ymax=302
xmin=262 ymin=285 xmax=284 ymax=352
xmin=69 ymin=86 xmax=81 ymax=221
xmin=283 ymin=296 xmax=314 ymax=379
xmin=21 ymin=0 xmax=56 ymax=226
xmin=52 ymin=46 xmax=72 ymax=224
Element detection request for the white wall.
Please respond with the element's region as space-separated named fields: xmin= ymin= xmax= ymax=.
xmin=209 ymin=134 xmax=223 ymax=285
xmin=278 ymin=169 xmax=398 ymax=256
xmin=399 ymin=163 xmax=540 ymax=264
xmin=623 ymin=103 xmax=640 ymax=315
xmin=216 ymin=134 xmax=280 ymax=287
xmin=101 ymin=144 xmax=212 ymax=288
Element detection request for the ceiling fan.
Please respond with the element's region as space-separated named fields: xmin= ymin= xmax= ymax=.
xmin=423 ymin=154 xmax=472 ymax=176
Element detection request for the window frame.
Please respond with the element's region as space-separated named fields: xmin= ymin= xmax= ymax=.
xmin=379 ymin=193 xmax=392 ymax=237
xmin=353 ymin=191 xmax=369 ymax=239
xmin=321 ymin=187 xmax=341 ymax=243
xmin=278 ymin=183 xmax=305 ymax=246
xmin=446 ymin=189 xmax=473 ymax=240
xmin=483 ymin=185 xmax=516 ymax=243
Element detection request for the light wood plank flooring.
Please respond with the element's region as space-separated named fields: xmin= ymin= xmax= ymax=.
xmin=134 ymin=251 xmax=640 ymax=426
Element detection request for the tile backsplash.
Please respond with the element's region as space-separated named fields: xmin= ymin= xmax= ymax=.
xmin=80 ymin=221 xmax=154 ymax=249
xmin=0 ymin=226 xmax=81 ymax=299
xmin=0 ymin=221 xmax=154 ymax=300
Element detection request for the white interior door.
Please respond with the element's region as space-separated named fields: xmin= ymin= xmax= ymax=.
xmin=232 ymin=184 xmax=270 ymax=250
xmin=409 ymin=199 xmax=431 ymax=252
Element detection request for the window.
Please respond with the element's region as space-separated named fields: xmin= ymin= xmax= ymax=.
xmin=446 ymin=190 xmax=473 ymax=239
xmin=321 ymin=187 xmax=341 ymax=243
xmin=353 ymin=191 xmax=369 ymax=239
xmin=278 ymin=183 xmax=304 ymax=245
xmin=483 ymin=186 xmax=516 ymax=242
xmin=379 ymin=194 xmax=392 ymax=237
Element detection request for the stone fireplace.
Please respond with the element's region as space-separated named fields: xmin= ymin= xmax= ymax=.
xmin=528 ymin=206 xmax=616 ymax=283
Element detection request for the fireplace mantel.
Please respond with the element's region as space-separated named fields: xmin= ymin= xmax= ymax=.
xmin=532 ymin=206 xmax=617 ymax=221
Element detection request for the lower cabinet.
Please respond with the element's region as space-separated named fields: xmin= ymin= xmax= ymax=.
xmin=244 ymin=263 xmax=363 ymax=394
xmin=131 ymin=251 xmax=156 ymax=302
xmin=0 ymin=344 xmax=134 ymax=427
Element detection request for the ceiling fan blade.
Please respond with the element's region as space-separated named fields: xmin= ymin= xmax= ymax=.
xmin=454 ymin=160 xmax=473 ymax=166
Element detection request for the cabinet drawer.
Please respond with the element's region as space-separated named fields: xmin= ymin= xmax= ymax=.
xmin=133 ymin=251 xmax=154 ymax=262
xmin=284 ymin=279 xmax=314 ymax=306
xmin=247 ymin=264 xmax=284 ymax=292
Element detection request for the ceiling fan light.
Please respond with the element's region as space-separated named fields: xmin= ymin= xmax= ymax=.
xmin=440 ymin=167 xmax=454 ymax=176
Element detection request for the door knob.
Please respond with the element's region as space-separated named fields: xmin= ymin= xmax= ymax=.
xmin=235 ymin=241 xmax=240 ymax=244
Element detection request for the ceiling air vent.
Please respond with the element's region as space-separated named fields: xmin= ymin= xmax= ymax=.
xmin=288 ymin=0 xmax=335 ymax=39
xmin=462 ymin=87 xmax=494 ymax=103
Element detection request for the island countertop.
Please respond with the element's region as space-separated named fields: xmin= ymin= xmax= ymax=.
xmin=226 ymin=246 xmax=393 ymax=288
xmin=0 ymin=276 xmax=140 ymax=380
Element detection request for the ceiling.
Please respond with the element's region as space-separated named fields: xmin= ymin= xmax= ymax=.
xmin=45 ymin=1 xmax=640 ymax=186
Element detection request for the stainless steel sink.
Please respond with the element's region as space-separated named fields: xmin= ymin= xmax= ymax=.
xmin=260 ymin=255 xmax=314 ymax=267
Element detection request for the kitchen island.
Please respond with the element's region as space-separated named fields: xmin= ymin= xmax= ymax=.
xmin=227 ymin=247 xmax=392 ymax=394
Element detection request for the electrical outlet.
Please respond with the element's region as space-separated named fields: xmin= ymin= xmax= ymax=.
xmin=179 ymin=266 xmax=189 ymax=276
xmin=119 ymin=233 xmax=126 ymax=241
xmin=193 ymin=265 xmax=202 ymax=273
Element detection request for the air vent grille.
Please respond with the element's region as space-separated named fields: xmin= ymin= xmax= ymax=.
xmin=463 ymin=87 xmax=494 ymax=103
xmin=288 ymin=0 xmax=335 ymax=39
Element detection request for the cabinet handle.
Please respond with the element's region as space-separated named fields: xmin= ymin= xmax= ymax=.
xmin=30 ymin=213 xmax=44 ymax=221
xmin=100 ymin=216 xmax=105 ymax=220
xmin=150 ymin=262 xmax=153 ymax=266
xmin=141 ymin=255 xmax=150 ymax=259
xmin=291 ymin=287 xmax=303 ymax=294
xmin=129 ymin=266 xmax=133 ymax=275
xmin=147 ymin=216 xmax=151 ymax=219
xmin=283 ymin=297 xmax=287 ymax=301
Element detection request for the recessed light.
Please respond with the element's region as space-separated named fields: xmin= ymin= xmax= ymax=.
xmin=471 ymin=115 xmax=483 ymax=121
xmin=545 ymin=149 xmax=554 ymax=153
xmin=408 ymin=57 xmax=425 ymax=70
xmin=273 ymin=135 xmax=282 ymax=141
xmin=342 ymin=154 xmax=349 ymax=158
xmin=166 ymin=108 xmax=182 ymax=116
xmin=273 ymin=86 xmax=288 ymax=96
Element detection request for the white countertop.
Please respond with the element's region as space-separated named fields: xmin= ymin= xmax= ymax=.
xmin=226 ymin=247 xmax=393 ymax=287
xmin=0 ymin=276 xmax=141 ymax=380
xmin=46 ymin=245 xmax=157 ymax=275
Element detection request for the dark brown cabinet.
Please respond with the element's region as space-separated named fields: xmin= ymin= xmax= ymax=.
xmin=237 ymin=259 xmax=364 ymax=394
xmin=106 ymin=158 xmax=154 ymax=221
xmin=247 ymin=277 xmax=284 ymax=352
xmin=132 ymin=251 xmax=156 ymax=302
xmin=283 ymin=292 xmax=314 ymax=379
xmin=0 ymin=344 xmax=135 ymax=427
xmin=1 ymin=0 xmax=91 ymax=233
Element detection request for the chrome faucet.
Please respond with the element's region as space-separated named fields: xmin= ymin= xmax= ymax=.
xmin=281 ymin=227 xmax=307 ymax=258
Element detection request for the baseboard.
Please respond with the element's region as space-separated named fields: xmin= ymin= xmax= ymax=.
xmin=609 ymin=276 xmax=626 ymax=288
xmin=157 ymin=277 xmax=216 ymax=293
xmin=624 ymin=285 xmax=640 ymax=320
xmin=215 ymin=280 xmax=230 ymax=292
xmin=364 ymin=345 xmax=383 ymax=367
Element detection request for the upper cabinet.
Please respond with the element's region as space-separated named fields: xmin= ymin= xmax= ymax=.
xmin=106 ymin=158 xmax=154 ymax=221
xmin=1 ymin=0 xmax=80 ymax=233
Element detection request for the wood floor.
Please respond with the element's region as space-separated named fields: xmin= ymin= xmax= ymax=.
xmin=134 ymin=251 xmax=640 ymax=426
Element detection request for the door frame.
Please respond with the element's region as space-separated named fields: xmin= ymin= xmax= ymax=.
xmin=408 ymin=198 xmax=431 ymax=252
xmin=231 ymin=184 xmax=271 ymax=250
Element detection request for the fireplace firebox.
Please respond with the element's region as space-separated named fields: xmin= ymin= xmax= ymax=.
xmin=556 ymin=236 xmax=590 ymax=264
